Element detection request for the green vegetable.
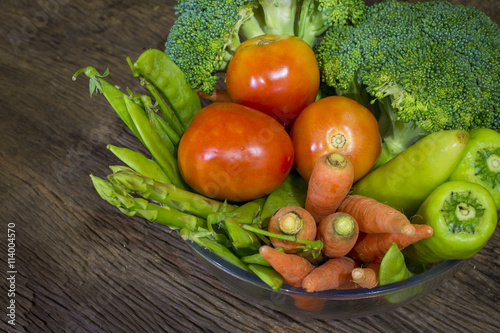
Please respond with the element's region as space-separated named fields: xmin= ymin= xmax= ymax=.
xmin=241 ymin=247 xmax=284 ymax=266
xmin=248 ymin=264 xmax=284 ymax=290
xmin=107 ymin=166 xmax=234 ymax=219
xmin=181 ymin=228 xmax=252 ymax=273
xmin=135 ymin=94 xmax=179 ymax=153
xmin=122 ymin=95 xmax=187 ymax=190
xmin=260 ymin=172 xmax=308 ymax=228
xmin=403 ymin=180 xmax=498 ymax=264
xmin=224 ymin=217 xmax=261 ymax=250
xmin=128 ymin=49 xmax=201 ymax=129
xmin=315 ymin=0 xmax=500 ymax=165
xmin=164 ymin=0 xmax=366 ymax=95
xmin=72 ymin=67 xmax=143 ymax=143
xmin=379 ymin=243 xmax=421 ymax=304
xmin=90 ymin=175 xmax=205 ymax=231
xmin=106 ymin=145 xmax=172 ymax=185
xmin=352 ymin=130 xmax=470 ymax=217
xmin=379 ymin=242 xmax=415 ymax=285
xmin=449 ymin=128 xmax=500 ymax=210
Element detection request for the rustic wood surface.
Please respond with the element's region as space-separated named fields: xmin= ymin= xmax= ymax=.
xmin=1 ymin=1 xmax=499 ymax=332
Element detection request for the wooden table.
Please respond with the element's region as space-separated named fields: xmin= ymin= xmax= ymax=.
xmin=1 ymin=1 xmax=499 ymax=332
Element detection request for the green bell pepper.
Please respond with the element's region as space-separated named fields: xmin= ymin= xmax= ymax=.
xmin=403 ymin=180 xmax=498 ymax=264
xmin=449 ymin=128 xmax=500 ymax=210
xmin=352 ymin=130 xmax=469 ymax=217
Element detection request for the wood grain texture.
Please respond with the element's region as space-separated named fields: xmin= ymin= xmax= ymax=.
xmin=1 ymin=1 xmax=499 ymax=332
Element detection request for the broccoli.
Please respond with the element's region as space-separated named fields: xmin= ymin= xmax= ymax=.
xmin=315 ymin=0 xmax=500 ymax=166
xmin=164 ymin=0 xmax=366 ymax=95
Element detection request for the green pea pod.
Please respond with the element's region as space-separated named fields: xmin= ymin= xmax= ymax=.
xmin=73 ymin=67 xmax=142 ymax=142
xmin=260 ymin=172 xmax=308 ymax=228
xmin=352 ymin=130 xmax=469 ymax=217
xmin=128 ymin=49 xmax=201 ymax=129
xmin=180 ymin=228 xmax=251 ymax=273
xmin=241 ymin=247 xmax=285 ymax=266
xmin=137 ymin=94 xmax=179 ymax=153
xmin=379 ymin=243 xmax=421 ymax=304
xmin=248 ymin=264 xmax=284 ymax=291
xmin=449 ymin=128 xmax=500 ymax=210
xmin=224 ymin=217 xmax=261 ymax=250
xmin=403 ymin=180 xmax=498 ymax=264
xmin=106 ymin=145 xmax=171 ymax=184
xmin=123 ymin=95 xmax=187 ymax=190
xmin=379 ymin=243 xmax=415 ymax=285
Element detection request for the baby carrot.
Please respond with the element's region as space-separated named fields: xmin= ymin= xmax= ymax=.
xmin=317 ymin=212 xmax=359 ymax=258
xmin=302 ymin=257 xmax=357 ymax=292
xmin=259 ymin=245 xmax=314 ymax=287
xmin=351 ymin=261 xmax=381 ymax=289
xmin=268 ymin=206 xmax=317 ymax=253
xmin=305 ymin=153 xmax=354 ymax=223
xmin=337 ymin=195 xmax=416 ymax=236
xmin=349 ymin=224 xmax=434 ymax=262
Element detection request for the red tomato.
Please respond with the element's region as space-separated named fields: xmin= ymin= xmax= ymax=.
xmin=226 ymin=34 xmax=320 ymax=129
xmin=178 ymin=102 xmax=294 ymax=202
xmin=290 ymin=96 xmax=381 ymax=183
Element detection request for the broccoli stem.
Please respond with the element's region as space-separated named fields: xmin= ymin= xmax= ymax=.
xmin=258 ymin=0 xmax=297 ymax=36
xmin=374 ymin=97 xmax=429 ymax=167
xmin=297 ymin=0 xmax=329 ymax=47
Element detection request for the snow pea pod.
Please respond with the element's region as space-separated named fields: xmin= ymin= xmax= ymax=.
xmin=128 ymin=49 xmax=201 ymax=129
xmin=379 ymin=243 xmax=421 ymax=304
xmin=260 ymin=172 xmax=308 ymax=228
xmin=73 ymin=67 xmax=143 ymax=142
xmin=352 ymin=130 xmax=469 ymax=217
xmin=248 ymin=264 xmax=284 ymax=291
xmin=403 ymin=180 xmax=497 ymax=264
xmin=123 ymin=95 xmax=187 ymax=190
xmin=180 ymin=228 xmax=251 ymax=273
xmin=106 ymin=145 xmax=171 ymax=184
xmin=449 ymin=128 xmax=500 ymax=210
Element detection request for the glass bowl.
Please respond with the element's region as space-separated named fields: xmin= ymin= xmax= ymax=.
xmin=187 ymin=241 xmax=463 ymax=319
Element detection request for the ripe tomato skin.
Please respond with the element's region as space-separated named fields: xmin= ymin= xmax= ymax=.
xmin=178 ymin=102 xmax=294 ymax=202
xmin=290 ymin=96 xmax=381 ymax=183
xmin=226 ymin=34 xmax=320 ymax=129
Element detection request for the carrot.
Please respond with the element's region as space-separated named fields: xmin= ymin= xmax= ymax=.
xmin=351 ymin=261 xmax=381 ymax=289
xmin=292 ymin=295 xmax=326 ymax=311
xmin=302 ymin=256 xmax=358 ymax=292
xmin=337 ymin=195 xmax=416 ymax=236
xmin=259 ymin=245 xmax=314 ymax=287
xmin=305 ymin=153 xmax=354 ymax=223
xmin=268 ymin=206 xmax=317 ymax=253
xmin=317 ymin=212 xmax=359 ymax=258
xmin=349 ymin=224 xmax=434 ymax=262
xmin=196 ymin=88 xmax=231 ymax=102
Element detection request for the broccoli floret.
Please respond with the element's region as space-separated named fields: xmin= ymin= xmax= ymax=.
xmin=165 ymin=1 xmax=262 ymax=95
xmin=165 ymin=0 xmax=364 ymax=95
xmin=297 ymin=0 xmax=366 ymax=47
xmin=315 ymin=0 xmax=500 ymax=166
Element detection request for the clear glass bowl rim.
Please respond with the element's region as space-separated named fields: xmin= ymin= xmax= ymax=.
xmin=188 ymin=240 xmax=462 ymax=300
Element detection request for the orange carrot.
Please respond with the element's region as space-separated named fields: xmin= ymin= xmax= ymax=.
xmin=337 ymin=195 xmax=416 ymax=236
xmin=268 ymin=206 xmax=317 ymax=253
xmin=259 ymin=245 xmax=314 ymax=287
xmin=302 ymin=257 xmax=358 ymax=292
xmin=292 ymin=295 xmax=326 ymax=311
xmin=351 ymin=261 xmax=381 ymax=289
xmin=349 ymin=224 xmax=434 ymax=262
xmin=317 ymin=212 xmax=359 ymax=258
xmin=196 ymin=88 xmax=231 ymax=102
xmin=305 ymin=153 xmax=354 ymax=223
